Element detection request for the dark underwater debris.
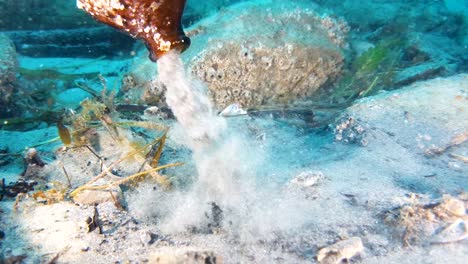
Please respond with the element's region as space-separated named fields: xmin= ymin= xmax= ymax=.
xmin=0 ymin=148 xmax=17 ymax=167
xmin=0 ymin=178 xmax=37 ymax=201
xmin=86 ymin=206 xmax=102 ymax=234
xmin=57 ymin=161 xmax=72 ymax=188
xmin=0 ymin=255 xmax=28 ymax=264
xmin=0 ymin=110 xmax=63 ymax=128
xmin=25 ymin=148 xmax=45 ymax=167
xmin=22 ymin=148 xmax=46 ymax=179
xmin=208 ymin=202 xmax=224 ymax=231
xmin=7 ymin=27 xmax=134 ymax=58
xmin=115 ymin=104 xmax=149 ymax=113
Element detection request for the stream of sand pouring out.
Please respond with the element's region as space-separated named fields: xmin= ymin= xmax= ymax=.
xmin=134 ymin=51 xmax=317 ymax=239
xmin=156 ymin=51 xmax=256 ymax=232
xmin=158 ymin=51 xmax=225 ymax=152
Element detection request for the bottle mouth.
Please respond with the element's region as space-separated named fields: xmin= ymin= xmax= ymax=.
xmin=175 ymin=36 xmax=191 ymax=53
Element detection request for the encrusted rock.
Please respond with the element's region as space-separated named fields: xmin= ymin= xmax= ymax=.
xmin=384 ymin=194 xmax=468 ymax=246
xmin=188 ymin=1 xmax=347 ymax=109
xmin=333 ymin=115 xmax=367 ymax=146
xmin=149 ymin=247 xmax=221 ymax=264
xmin=435 ymin=196 xmax=466 ymax=217
xmin=317 ymin=237 xmax=364 ymax=264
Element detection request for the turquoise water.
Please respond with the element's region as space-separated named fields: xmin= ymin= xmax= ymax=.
xmin=0 ymin=1 xmax=467 ymax=263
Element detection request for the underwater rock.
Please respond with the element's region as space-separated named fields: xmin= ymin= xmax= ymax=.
xmin=395 ymin=62 xmax=447 ymax=86
xmin=188 ymin=0 xmax=347 ymax=109
xmin=341 ymin=74 xmax=468 ymax=157
xmin=149 ymin=247 xmax=221 ymax=264
xmin=402 ymin=34 xmax=463 ymax=76
xmin=0 ymin=33 xmax=18 ymax=117
xmin=22 ymin=148 xmax=46 ymax=180
xmin=384 ymin=194 xmax=468 ymax=246
xmin=333 ymin=116 xmax=367 ymax=146
xmin=290 ymin=171 xmax=324 ymax=188
xmin=25 ymin=148 xmax=45 ymax=167
xmin=317 ymin=237 xmax=364 ymax=264
xmin=130 ymin=0 xmax=348 ymax=109
xmin=139 ymin=229 xmax=154 ymax=245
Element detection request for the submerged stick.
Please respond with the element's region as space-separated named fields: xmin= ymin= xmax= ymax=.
xmin=73 ymin=162 xmax=182 ymax=194
xmin=70 ymin=133 xmax=171 ymax=197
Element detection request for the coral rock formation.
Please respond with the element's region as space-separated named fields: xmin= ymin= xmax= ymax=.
xmin=185 ymin=1 xmax=348 ymax=109
xmin=77 ymin=0 xmax=190 ymax=61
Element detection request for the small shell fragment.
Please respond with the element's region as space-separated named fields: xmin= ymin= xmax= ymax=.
xmin=317 ymin=237 xmax=364 ymax=264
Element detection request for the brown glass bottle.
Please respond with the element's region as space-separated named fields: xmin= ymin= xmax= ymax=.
xmin=77 ymin=0 xmax=190 ymax=61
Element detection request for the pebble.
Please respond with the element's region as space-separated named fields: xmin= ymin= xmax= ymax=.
xmin=440 ymin=197 xmax=465 ymax=217
xmin=317 ymin=237 xmax=364 ymax=264
xmin=140 ymin=230 xmax=153 ymax=245
xmin=290 ymin=171 xmax=324 ymax=188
